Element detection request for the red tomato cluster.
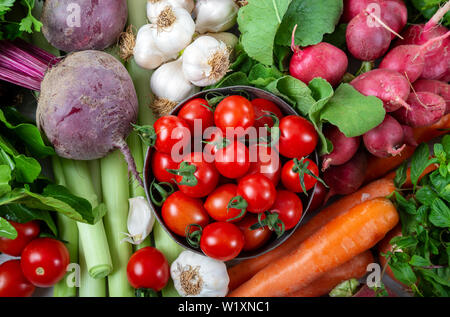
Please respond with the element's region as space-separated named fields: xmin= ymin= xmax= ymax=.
xmin=0 ymin=221 xmax=70 ymax=297
xmin=150 ymin=95 xmax=321 ymax=261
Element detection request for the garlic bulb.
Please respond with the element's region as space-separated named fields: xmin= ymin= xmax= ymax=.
xmin=171 ymin=251 xmax=229 ymax=297
xmin=193 ymin=0 xmax=239 ymax=34
xmin=147 ymin=0 xmax=195 ymax=19
xmin=133 ymin=24 xmax=172 ymax=70
xmin=122 ymin=197 xmax=155 ymax=245
xmin=182 ymin=36 xmax=230 ymax=87
xmin=201 ymin=32 xmax=239 ymax=60
xmin=151 ymin=58 xmax=199 ymax=116
xmin=149 ymin=3 xmax=195 ymax=56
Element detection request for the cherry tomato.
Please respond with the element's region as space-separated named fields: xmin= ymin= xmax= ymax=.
xmin=278 ymin=115 xmax=318 ymax=159
xmin=200 ymin=222 xmax=245 ymax=261
xmin=236 ymin=215 xmax=272 ymax=251
xmin=244 ymin=144 xmax=281 ymax=186
xmin=215 ymin=141 xmax=250 ymax=179
xmin=127 ymin=247 xmax=169 ymax=291
xmin=214 ymin=95 xmax=254 ymax=138
xmin=281 ymin=158 xmax=320 ymax=194
xmin=0 ymin=220 xmax=40 ymax=256
xmin=203 ymin=127 xmax=226 ymax=162
xmin=251 ymin=98 xmax=283 ymax=129
xmin=269 ymin=190 xmax=303 ymax=230
xmin=20 ymin=238 xmax=70 ymax=287
xmin=0 ymin=260 xmax=35 ymax=297
xmin=154 ymin=115 xmax=190 ymax=155
xmin=178 ymin=98 xmax=214 ymax=135
xmin=204 ymin=184 xmax=245 ymax=222
xmin=237 ymin=174 xmax=276 ymax=213
xmin=161 ymin=191 xmax=210 ymax=237
xmin=308 ymin=181 xmax=328 ymax=212
xmin=151 ymin=151 xmax=179 ymax=184
xmin=169 ymin=152 xmax=219 ymax=198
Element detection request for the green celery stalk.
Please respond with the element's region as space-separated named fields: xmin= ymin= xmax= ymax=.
xmin=60 ymin=159 xmax=112 ymax=280
xmin=100 ymin=150 xmax=134 ymax=297
xmin=52 ymin=156 xmax=78 ymax=297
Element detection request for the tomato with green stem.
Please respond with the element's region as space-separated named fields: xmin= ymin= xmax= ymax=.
xmin=237 ymin=215 xmax=273 ymax=251
xmin=153 ymin=115 xmax=191 ymax=155
xmin=151 ymin=151 xmax=179 ymax=184
xmin=161 ymin=191 xmax=210 ymax=237
xmin=0 ymin=220 xmax=40 ymax=256
xmin=214 ymin=141 xmax=250 ymax=179
xmin=230 ymin=174 xmax=277 ymax=213
xmin=167 ymin=152 xmax=219 ymax=198
xmin=281 ymin=158 xmax=323 ymax=194
xmin=214 ymin=95 xmax=255 ymax=138
xmin=278 ymin=115 xmax=318 ymax=159
xmin=20 ymin=238 xmax=70 ymax=287
xmin=267 ymin=190 xmax=303 ymax=231
xmin=251 ymin=99 xmax=283 ymax=129
xmin=178 ymin=98 xmax=214 ymax=134
xmin=127 ymin=247 xmax=169 ymax=293
xmin=0 ymin=260 xmax=35 ymax=297
xmin=199 ymin=222 xmax=245 ymax=261
xmin=204 ymin=184 xmax=245 ymax=222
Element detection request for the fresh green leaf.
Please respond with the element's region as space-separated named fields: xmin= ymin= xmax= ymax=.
xmin=410 ymin=143 xmax=437 ymax=189
xmin=415 ymin=186 xmax=438 ymax=206
xmin=319 ymin=83 xmax=385 ymax=138
xmin=275 ymin=0 xmax=343 ymax=47
xmin=13 ymin=154 xmax=41 ymax=183
xmin=329 ymin=278 xmax=360 ymax=297
xmin=429 ymin=198 xmax=450 ymax=228
xmin=390 ymin=235 xmax=418 ymax=250
xmin=0 ymin=216 xmax=17 ymax=239
xmin=394 ymin=161 xmax=408 ymax=189
xmin=409 ymin=255 xmax=432 ymax=267
xmin=389 ymin=260 xmax=417 ymax=286
xmin=210 ymin=72 xmax=250 ymax=88
xmin=237 ymin=0 xmax=292 ymax=65
xmin=0 ymin=165 xmax=12 ymax=196
xmin=248 ymin=63 xmax=283 ymax=87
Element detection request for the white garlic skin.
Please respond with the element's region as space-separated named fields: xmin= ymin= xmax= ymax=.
xmin=201 ymin=32 xmax=239 ymax=60
xmin=182 ymin=36 xmax=230 ymax=87
xmin=194 ymin=0 xmax=239 ymax=34
xmin=151 ymin=58 xmax=199 ymax=102
xmin=147 ymin=0 xmax=195 ymax=20
xmin=171 ymin=251 xmax=229 ymax=297
xmin=125 ymin=197 xmax=155 ymax=245
xmin=133 ymin=24 xmax=171 ymax=70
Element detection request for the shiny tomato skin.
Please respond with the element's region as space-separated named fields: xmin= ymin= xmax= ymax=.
xmin=269 ymin=190 xmax=303 ymax=230
xmin=151 ymin=151 xmax=179 ymax=184
xmin=281 ymin=159 xmax=320 ymax=193
xmin=236 ymin=215 xmax=272 ymax=251
xmin=278 ymin=115 xmax=318 ymax=159
xmin=127 ymin=247 xmax=169 ymax=291
xmin=178 ymin=98 xmax=214 ymax=135
xmin=251 ymin=98 xmax=283 ymax=129
xmin=204 ymin=184 xmax=245 ymax=222
xmin=214 ymin=95 xmax=255 ymax=138
xmin=161 ymin=191 xmax=210 ymax=237
xmin=203 ymin=127 xmax=226 ymax=162
xmin=20 ymin=238 xmax=70 ymax=287
xmin=237 ymin=174 xmax=277 ymax=213
xmin=244 ymin=144 xmax=281 ymax=186
xmin=0 ymin=220 xmax=40 ymax=256
xmin=215 ymin=141 xmax=250 ymax=179
xmin=174 ymin=152 xmax=219 ymax=198
xmin=200 ymin=222 xmax=245 ymax=261
xmin=0 ymin=260 xmax=35 ymax=297
xmin=154 ymin=115 xmax=191 ymax=155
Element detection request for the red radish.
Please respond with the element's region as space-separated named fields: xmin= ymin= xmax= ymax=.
xmin=289 ymin=25 xmax=348 ymax=86
xmin=350 ymin=69 xmax=410 ymax=112
xmin=363 ymin=115 xmax=406 ymax=158
xmin=0 ymin=42 xmax=142 ymax=185
xmin=413 ymin=79 xmax=450 ymax=114
xmin=321 ymin=125 xmax=361 ymax=171
xmin=393 ymin=91 xmax=446 ymax=128
xmin=379 ymin=31 xmax=450 ymax=82
xmin=395 ymin=2 xmax=450 ymax=80
xmin=323 ymin=150 xmax=368 ymax=202
xmin=401 ymin=125 xmax=418 ymax=147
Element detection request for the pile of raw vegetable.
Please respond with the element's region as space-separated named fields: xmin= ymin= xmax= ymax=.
xmin=0 ymin=0 xmax=449 ymax=298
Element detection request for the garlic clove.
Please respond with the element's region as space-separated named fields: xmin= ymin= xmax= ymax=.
xmin=193 ymin=0 xmax=239 ymax=34
xmin=124 ymin=196 xmax=155 ymax=245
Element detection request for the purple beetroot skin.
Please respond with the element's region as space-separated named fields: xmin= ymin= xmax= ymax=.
xmin=393 ymin=91 xmax=446 ymax=128
xmin=323 ymin=150 xmax=368 ymax=202
xmin=350 ymin=69 xmax=410 ymax=112
xmin=363 ymin=115 xmax=405 ymax=158
xmin=42 ymin=0 xmax=128 ymax=52
xmin=37 ymin=50 xmax=140 ymax=181
xmin=321 ymin=125 xmax=361 ymax=171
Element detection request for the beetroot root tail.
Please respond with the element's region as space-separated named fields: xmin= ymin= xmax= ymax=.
xmin=115 ymin=139 xmax=144 ymax=188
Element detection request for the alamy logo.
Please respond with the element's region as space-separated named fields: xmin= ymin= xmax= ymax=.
xmin=66 ymin=3 xmax=81 ymax=28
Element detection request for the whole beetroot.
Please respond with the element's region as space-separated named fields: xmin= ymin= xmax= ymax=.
xmin=42 ymin=0 xmax=128 ymax=52
xmin=363 ymin=115 xmax=405 ymax=158
xmin=321 ymin=125 xmax=361 ymax=171
xmin=393 ymin=91 xmax=446 ymax=128
xmin=413 ymin=79 xmax=450 ymax=114
xmin=37 ymin=50 xmax=140 ymax=183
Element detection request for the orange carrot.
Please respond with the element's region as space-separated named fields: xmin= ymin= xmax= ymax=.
xmin=288 ymin=251 xmax=374 ymax=297
xmin=228 ymin=198 xmax=399 ymax=297
xmin=227 ymin=178 xmax=395 ymax=291
xmin=364 ymin=114 xmax=450 ymax=184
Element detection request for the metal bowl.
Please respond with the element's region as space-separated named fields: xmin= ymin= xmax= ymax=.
xmin=143 ymin=86 xmax=319 ymax=261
